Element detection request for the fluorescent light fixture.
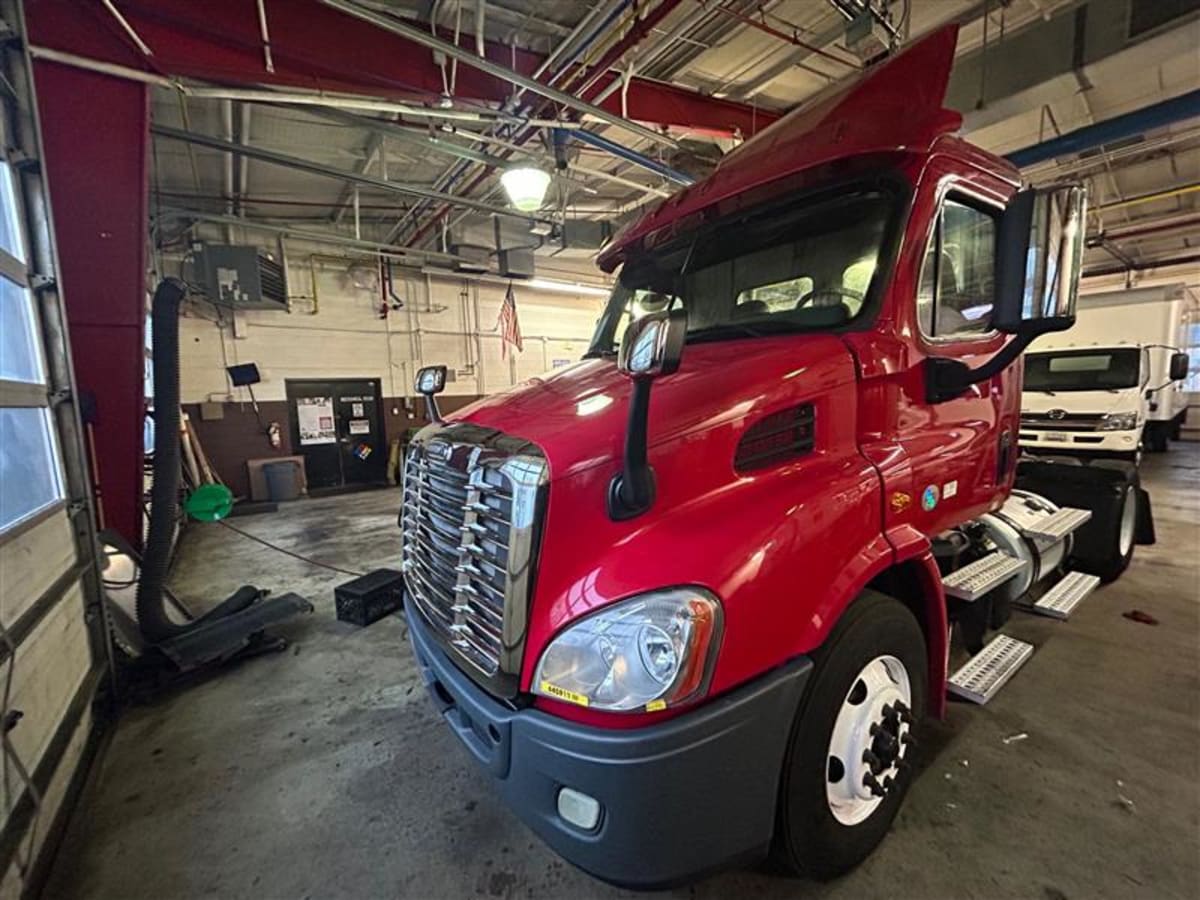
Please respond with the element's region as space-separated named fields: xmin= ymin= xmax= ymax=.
xmin=501 ymin=166 xmax=552 ymax=212
xmin=526 ymin=278 xmax=611 ymax=297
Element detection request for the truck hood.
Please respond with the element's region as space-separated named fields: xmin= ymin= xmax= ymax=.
xmin=1021 ymin=386 xmax=1141 ymax=417
xmin=449 ymin=334 xmax=855 ymax=479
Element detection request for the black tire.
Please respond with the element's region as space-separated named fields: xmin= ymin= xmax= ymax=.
xmin=1144 ymin=424 xmax=1169 ymax=453
xmin=1094 ymin=481 xmax=1137 ymax=582
xmin=770 ymin=591 xmax=927 ymax=879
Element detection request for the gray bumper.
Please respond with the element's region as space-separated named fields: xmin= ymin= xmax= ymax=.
xmin=405 ymin=595 xmax=812 ymax=888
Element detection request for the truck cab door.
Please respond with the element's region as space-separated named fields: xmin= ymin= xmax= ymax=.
xmin=896 ymin=173 xmax=1018 ymax=533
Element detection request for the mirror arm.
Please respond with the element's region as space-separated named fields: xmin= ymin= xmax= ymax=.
xmin=608 ymin=378 xmax=656 ymax=520
xmin=925 ymin=332 xmax=1038 ymax=403
xmin=422 ymin=392 xmax=444 ymax=424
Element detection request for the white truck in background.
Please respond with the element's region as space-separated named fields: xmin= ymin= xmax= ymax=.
xmin=1020 ymin=284 xmax=1195 ymax=459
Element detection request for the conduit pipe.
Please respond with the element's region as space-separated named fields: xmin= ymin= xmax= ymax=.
xmin=317 ymin=0 xmax=676 ymax=147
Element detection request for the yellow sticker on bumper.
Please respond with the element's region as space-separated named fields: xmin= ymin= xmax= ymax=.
xmin=645 ymin=699 xmax=667 ymax=712
xmin=540 ymin=681 xmax=589 ymax=706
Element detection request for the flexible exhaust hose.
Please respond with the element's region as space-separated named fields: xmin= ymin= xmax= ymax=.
xmin=136 ymin=278 xmax=188 ymax=642
xmin=137 ymin=278 xmax=258 ymax=643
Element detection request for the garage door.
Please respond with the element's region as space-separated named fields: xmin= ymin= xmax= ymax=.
xmin=0 ymin=5 xmax=110 ymax=896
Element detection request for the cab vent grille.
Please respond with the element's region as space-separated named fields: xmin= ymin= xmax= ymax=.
xmin=735 ymin=404 xmax=815 ymax=473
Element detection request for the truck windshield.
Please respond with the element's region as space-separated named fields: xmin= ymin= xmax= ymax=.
xmin=1024 ymin=348 xmax=1142 ymax=392
xmin=587 ymin=190 xmax=895 ymax=355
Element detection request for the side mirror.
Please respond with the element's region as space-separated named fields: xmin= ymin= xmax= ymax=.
xmin=927 ymin=182 xmax=1087 ymax=404
xmin=1169 ymin=351 xmax=1189 ymax=382
xmin=415 ymin=364 xmax=447 ymax=423
xmin=617 ymin=309 xmax=686 ymax=379
xmin=610 ymin=310 xmax=687 ymax=521
xmin=994 ymin=184 xmax=1087 ymax=335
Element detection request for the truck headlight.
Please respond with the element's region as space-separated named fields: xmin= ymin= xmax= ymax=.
xmin=533 ymin=588 xmax=723 ymax=712
xmin=1098 ymin=412 xmax=1137 ymax=431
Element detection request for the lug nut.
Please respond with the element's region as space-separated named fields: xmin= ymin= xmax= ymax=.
xmin=863 ymin=750 xmax=883 ymax=772
xmin=863 ymin=772 xmax=886 ymax=798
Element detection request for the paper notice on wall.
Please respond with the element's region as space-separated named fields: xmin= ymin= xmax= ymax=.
xmin=351 ymin=402 xmax=364 ymax=416
xmin=297 ymin=396 xmax=336 ymax=445
xmin=349 ymin=419 xmax=370 ymax=435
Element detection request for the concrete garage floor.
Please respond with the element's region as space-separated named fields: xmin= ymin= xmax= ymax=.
xmin=47 ymin=448 xmax=1199 ymax=900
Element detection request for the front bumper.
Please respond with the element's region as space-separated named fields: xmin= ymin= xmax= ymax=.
xmin=1019 ymin=427 xmax=1140 ymax=454
xmin=405 ymin=594 xmax=812 ymax=888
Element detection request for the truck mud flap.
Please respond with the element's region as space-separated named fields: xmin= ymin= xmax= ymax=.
xmin=1135 ymin=486 xmax=1156 ymax=545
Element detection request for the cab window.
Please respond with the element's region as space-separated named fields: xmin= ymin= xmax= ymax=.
xmin=917 ymin=197 xmax=996 ymax=339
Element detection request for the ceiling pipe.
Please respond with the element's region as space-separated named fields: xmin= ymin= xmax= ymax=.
xmin=709 ymin=1 xmax=862 ymax=70
xmin=237 ymin=103 xmax=252 ymax=218
xmin=151 ymin=124 xmax=556 ymax=224
xmin=396 ymin=1 xmax=639 ymax=248
xmin=317 ymin=0 xmax=677 ymax=148
xmin=221 ymin=100 xmax=235 ymax=241
xmin=1089 ymin=213 xmax=1200 ymax=244
xmin=564 ymin=128 xmax=694 ymax=185
xmin=1082 ymin=252 xmax=1200 ymax=279
xmin=154 ymin=207 xmax=466 ymax=264
xmin=397 ymin=0 xmax=699 ymax=250
xmin=475 ymin=0 xmax=486 ymax=57
xmin=390 ymin=1 xmax=628 ymax=241
xmin=570 ymin=0 xmax=687 ymax=101
xmin=590 ymin=2 xmax=714 ymax=105
xmin=1092 ymin=182 xmax=1200 ymax=215
xmin=1006 ymin=89 xmax=1200 ymax=168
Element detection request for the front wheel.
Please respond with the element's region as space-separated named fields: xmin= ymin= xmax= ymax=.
xmin=771 ymin=591 xmax=927 ymax=879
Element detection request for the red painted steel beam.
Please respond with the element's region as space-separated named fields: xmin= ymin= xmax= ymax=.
xmin=30 ymin=56 xmax=150 ymax=548
xmin=28 ymin=0 xmax=777 ymax=137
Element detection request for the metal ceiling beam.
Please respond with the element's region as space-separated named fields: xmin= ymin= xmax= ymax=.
xmin=154 ymin=207 xmax=466 ymax=263
xmin=1005 ymin=89 xmax=1200 ymax=169
xmin=151 ymin=124 xmax=556 ymax=224
xmin=317 ymin=0 xmax=678 ymax=147
xmin=30 ymin=0 xmax=772 ymax=137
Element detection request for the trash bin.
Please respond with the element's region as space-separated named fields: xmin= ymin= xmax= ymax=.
xmin=263 ymin=460 xmax=301 ymax=502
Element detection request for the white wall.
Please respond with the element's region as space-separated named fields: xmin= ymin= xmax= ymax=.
xmin=177 ymin=248 xmax=609 ymax=403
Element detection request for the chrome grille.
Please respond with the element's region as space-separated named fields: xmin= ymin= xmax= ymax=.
xmin=1019 ymin=412 xmax=1104 ymax=432
xmin=401 ymin=425 xmax=546 ymax=689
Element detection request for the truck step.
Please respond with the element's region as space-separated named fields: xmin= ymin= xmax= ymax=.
xmin=943 ymin=552 xmax=1028 ymax=601
xmin=947 ymin=634 xmax=1035 ymax=705
xmin=1021 ymin=506 xmax=1092 ymax=543
xmin=1028 ymin=570 xmax=1101 ymax=620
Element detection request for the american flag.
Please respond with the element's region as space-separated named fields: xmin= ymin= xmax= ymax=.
xmin=498 ymin=281 xmax=524 ymax=358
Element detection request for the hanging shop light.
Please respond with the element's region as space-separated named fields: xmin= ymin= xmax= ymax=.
xmin=500 ymin=166 xmax=551 ymax=212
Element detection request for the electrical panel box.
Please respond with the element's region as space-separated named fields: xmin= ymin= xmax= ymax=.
xmin=195 ymin=244 xmax=288 ymax=311
xmin=844 ymin=13 xmax=891 ymax=63
xmin=499 ymin=248 xmax=536 ymax=280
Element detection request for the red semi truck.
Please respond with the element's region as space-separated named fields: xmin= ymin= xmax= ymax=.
xmin=400 ymin=26 xmax=1140 ymax=887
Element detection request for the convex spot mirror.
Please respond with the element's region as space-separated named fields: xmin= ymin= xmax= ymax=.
xmin=1169 ymin=351 xmax=1189 ymax=382
xmin=617 ymin=309 xmax=687 ymax=378
xmin=994 ymin=184 xmax=1087 ymax=337
xmin=415 ymin=365 xmax=447 ymax=395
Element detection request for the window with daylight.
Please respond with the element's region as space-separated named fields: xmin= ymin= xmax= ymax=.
xmin=0 ymin=160 xmax=64 ymax=534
